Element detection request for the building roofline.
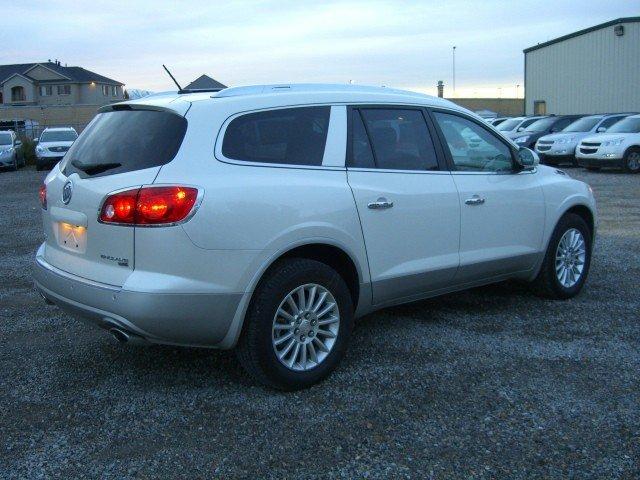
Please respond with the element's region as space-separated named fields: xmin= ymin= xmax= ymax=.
xmin=1 ymin=72 xmax=35 ymax=85
xmin=523 ymin=17 xmax=640 ymax=53
xmin=23 ymin=63 xmax=72 ymax=81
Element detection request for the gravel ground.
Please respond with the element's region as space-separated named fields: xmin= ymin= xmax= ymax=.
xmin=1 ymin=166 xmax=639 ymax=479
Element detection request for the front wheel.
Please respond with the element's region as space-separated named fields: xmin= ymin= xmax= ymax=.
xmin=531 ymin=213 xmax=592 ymax=299
xmin=236 ymin=258 xmax=353 ymax=390
xmin=623 ymin=147 xmax=640 ymax=173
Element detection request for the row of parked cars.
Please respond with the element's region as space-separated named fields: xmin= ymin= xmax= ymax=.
xmin=0 ymin=127 xmax=78 ymax=172
xmin=488 ymin=113 xmax=640 ymax=173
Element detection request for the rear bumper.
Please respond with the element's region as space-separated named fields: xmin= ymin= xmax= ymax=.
xmin=33 ymin=252 xmax=243 ymax=348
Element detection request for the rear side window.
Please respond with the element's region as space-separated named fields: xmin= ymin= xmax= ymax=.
xmin=222 ymin=107 xmax=330 ymax=166
xmin=356 ymin=108 xmax=439 ymax=171
xmin=63 ymin=110 xmax=187 ymax=178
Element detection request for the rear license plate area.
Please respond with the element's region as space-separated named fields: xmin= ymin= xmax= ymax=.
xmin=56 ymin=222 xmax=87 ymax=253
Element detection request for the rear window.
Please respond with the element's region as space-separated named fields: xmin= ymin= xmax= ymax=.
xmin=221 ymin=107 xmax=330 ymax=166
xmin=63 ymin=110 xmax=187 ymax=178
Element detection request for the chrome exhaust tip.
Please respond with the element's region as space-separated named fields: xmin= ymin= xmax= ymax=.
xmin=108 ymin=327 xmax=149 ymax=346
xmin=38 ymin=290 xmax=54 ymax=305
xmin=109 ymin=328 xmax=129 ymax=343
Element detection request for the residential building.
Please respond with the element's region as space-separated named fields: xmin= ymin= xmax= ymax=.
xmin=0 ymin=61 xmax=124 ymax=106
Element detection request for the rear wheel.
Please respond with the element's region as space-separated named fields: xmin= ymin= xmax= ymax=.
xmin=623 ymin=147 xmax=640 ymax=173
xmin=236 ymin=258 xmax=353 ymax=390
xmin=9 ymin=155 xmax=18 ymax=171
xmin=531 ymin=213 xmax=592 ymax=299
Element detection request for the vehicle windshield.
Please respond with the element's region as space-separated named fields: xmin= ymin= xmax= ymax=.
xmin=607 ymin=117 xmax=640 ymax=133
xmin=0 ymin=133 xmax=11 ymax=145
xmin=525 ymin=117 xmax=557 ymax=132
xmin=497 ymin=118 xmax=523 ymax=131
xmin=562 ymin=117 xmax=601 ymax=132
xmin=40 ymin=130 xmax=78 ymax=142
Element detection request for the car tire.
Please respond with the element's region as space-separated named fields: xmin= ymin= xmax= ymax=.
xmin=236 ymin=258 xmax=354 ymax=390
xmin=10 ymin=155 xmax=18 ymax=171
xmin=623 ymin=147 xmax=640 ymax=174
xmin=531 ymin=213 xmax=592 ymax=299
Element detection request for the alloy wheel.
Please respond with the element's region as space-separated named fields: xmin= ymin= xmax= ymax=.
xmin=555 ymin=228 xmax=586 ymax=288
xmin=272 ymin=283 xmax=340 ymax=371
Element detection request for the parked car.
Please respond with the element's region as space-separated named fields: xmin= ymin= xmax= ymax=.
xmin=0 ymin=130 xmax=24 ymax=170
xmin=511 ymin=115 xmax=582 ymax=149
xmin=576 ymin=114 xmax=640 ymax=173
xmin=534 ymin=114 xmax=631 ymax=166
xmin=489 ymin=117 xmax=509 ymax=127
xmin=496 ymin=116 xmax=547 ymax=138
xmin=35 ymin=127 xmax=78 ymax=171
xmin=34 ymin=84 xmax=597 ymax=390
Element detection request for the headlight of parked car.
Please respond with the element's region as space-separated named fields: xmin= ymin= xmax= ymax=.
xmin=515 ymin=136 xmax=530 ymax=144
xmin=36 ymin=146 xmax=46 ymax=154
xmin=601 ymin=138 xmax=624 ymax=147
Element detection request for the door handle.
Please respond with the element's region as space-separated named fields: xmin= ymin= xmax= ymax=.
xmin=464 ymin=195 xmax=485 ymax=206
xmin=368 ymin=198 xmax=394 ymax=210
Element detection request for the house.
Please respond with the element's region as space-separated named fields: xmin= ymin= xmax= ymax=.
xmin=184 ymin=74 xmax=227 ymax=91
xmin=0 ymin=61 xmax=124 ymax=106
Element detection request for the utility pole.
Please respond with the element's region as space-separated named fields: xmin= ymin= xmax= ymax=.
xmin=516 ymin=84 xmax=520 ymax=98
xmin=452 ymin=46 xmax=457 ymax=95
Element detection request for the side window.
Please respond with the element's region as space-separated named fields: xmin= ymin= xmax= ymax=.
xmin=350 ymin=110 xmax=375 ymax=168
xmin=357 ymin=109 xmax=439 ymax=171
xmin=599 ymin=116 xmax=623 ymax=130
xmin=221 ymin=106 xmax=330 ymax=166
xmin=433 ymin=112 xmax=514 ymax=172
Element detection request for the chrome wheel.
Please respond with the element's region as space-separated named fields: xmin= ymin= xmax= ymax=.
xmin=555 ymin=228 xmax=586 ymax=288
xmin=627 ymin=151 xmax=640 ymax=171
xmin=272 ymin=283 xmax=340 ymax=371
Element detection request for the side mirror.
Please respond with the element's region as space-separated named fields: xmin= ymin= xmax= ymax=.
xmin=516 ymin=127 xmax=524 ymax=132
xmin=516 ymin=147 xmax=539 ymax=170
xmin=596 ymin=127 xmax=606 ymax=133
xmin=33 ymin=139 xmax=39 ymax=144
xmin=15 ymin=140 xmax=22 ymax=146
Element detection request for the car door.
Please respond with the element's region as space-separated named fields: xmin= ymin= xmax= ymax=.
xmin=430 ymin=109 xmax=545 ymax=283
xmin=346 ymin=106 xmax=460 ymax=306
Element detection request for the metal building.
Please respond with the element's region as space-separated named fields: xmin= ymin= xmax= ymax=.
xmin=524 ymin=17 xmax=640 ymax=115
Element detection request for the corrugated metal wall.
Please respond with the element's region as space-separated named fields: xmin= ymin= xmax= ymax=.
xmin=525 ymin=21 xmax=640 ymax=115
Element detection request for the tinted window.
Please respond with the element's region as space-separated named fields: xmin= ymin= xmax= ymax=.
xmin=562 ymin=116 xmax=601 ymax=132
xmin=519 ymin=117 xmax=543 ymax=130
xmin=497 ymin=118 xmax=523 ymax=131
xmin=40 ymin=130 xmax=78 ymax=142
xmin=434 ymin=112 xmax=513 ymax=172
xmin=551 ymin=117 xmax=575 ymax=132
xmin=359 ymin=109 xmax=439 ymax=171
xmin=63 ymin=110 xmax=187 ymax=178
xmin=525 ymin=117 xmax=557 ymax=132
xmin=599 ymin=116 xmax=626 ymax=130
xmin=222 ymin=107 xmax=330 ymax=166
xmin=350 ymin=111 xmax=375 ymax=168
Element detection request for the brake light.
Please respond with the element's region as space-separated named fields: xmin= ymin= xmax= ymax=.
xmin=99 ymin=186 xmax=199 ymax=225
xmin=39 ymin=184 xmax=47 ymax=210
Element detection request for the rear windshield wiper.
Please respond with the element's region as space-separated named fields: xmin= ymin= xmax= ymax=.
xmin=71 ymin=160 xmax=122 ymax=175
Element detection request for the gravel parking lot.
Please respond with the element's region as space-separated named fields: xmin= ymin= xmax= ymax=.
xmin=1 ymin=166 xmax=638 ymax=479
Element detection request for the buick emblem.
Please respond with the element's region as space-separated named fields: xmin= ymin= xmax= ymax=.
xmin=62 ymin=181 xmax=73 ymax=205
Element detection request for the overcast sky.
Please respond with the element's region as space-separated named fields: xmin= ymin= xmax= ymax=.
xmin=4 ymin=0 xmax=638 ymax=97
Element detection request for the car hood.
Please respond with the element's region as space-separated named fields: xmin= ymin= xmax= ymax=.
xmin=580 ymin=133 xmax=636 ymax=143
xmin=39 ymin=141 xmax=75 ymax=148
xmin=538 ymin=132 xmax=592 ymax=142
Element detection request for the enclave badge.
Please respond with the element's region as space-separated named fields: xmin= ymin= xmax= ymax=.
xmin=62 ymin=181 xmax=73 ymax=205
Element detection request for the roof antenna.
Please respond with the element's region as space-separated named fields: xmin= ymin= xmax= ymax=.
xmin=163 ymin=64 xmax=184 ymax=93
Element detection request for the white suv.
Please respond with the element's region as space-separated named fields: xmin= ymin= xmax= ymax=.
xmin=576 ymin=114 xmax=640 ymax=173
xmin=36 ymin=127 xmax=78 ymax=171
xmin=34 ymin=84 xmax=597 ymax=390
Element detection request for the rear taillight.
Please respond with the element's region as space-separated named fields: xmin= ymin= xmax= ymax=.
xmin=99 ymin=186 xmax=199 ymax=225
xmin=39 ymin=184 xmax=47 ymax=210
